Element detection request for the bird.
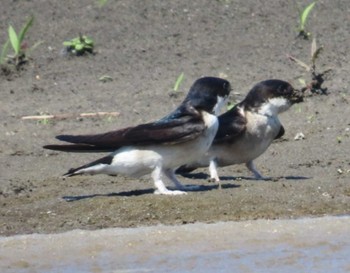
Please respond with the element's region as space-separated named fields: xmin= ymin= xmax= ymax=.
xmin=176 ymin=79 xmax=304 ymax=185
xmin=43 ymin=77 xmax=231 ymax=195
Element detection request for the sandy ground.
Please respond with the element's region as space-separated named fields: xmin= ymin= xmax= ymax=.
xmin=0 ymin=0 xmax=349 ymax=236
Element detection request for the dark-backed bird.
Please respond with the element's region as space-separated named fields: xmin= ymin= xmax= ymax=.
xmin=177 ymin=79 xmax=303 ymax=184
xmin=44 ymin=77 xmax=231 ymax=195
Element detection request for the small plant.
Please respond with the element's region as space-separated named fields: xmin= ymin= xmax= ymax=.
xmin=97 ymin=0 xmax=108 ymax=7
xmin=173 ymin=72 xmax=185 ymax=91
xmin=99 ymin=75 xmax=113 ymax=82
xmin=336 ymin=136 xmax=342 ymax=143
xmin=38 ymin=117 xmax=50 ymax=125
xmin=63 ymin=34 xmax=94 ymax=56
xmin=297 ymin=1 xmax=317 ymax=39
xmin=226 ymin=101 xmax=236 ymax=111
xmin=1 ymin=16 xmax=42 ymax=68
xmin=288 ymin=38 xmax=331 ymax=94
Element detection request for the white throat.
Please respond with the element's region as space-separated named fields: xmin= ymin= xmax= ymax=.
xmin=257 ymin=97 xmax=291 ymax=116
xmin=213 ymin=95 xmax=228 ymax=116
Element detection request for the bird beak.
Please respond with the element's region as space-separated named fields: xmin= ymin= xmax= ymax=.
xmin=290 ymin=89 xmax=304 ymax=104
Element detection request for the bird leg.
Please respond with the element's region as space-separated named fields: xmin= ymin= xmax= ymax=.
xmin=163 ymin=168 xmax=201 ymax=192
xmin=152 ymin=166 xmax=187 ymax=195
xmin=209 ymin=159 xmax=220 ymax=182
xmin=246 ymin=160 xmax=264 ymax=180
xmin=208 ymin=159 xmax=222 ymax=189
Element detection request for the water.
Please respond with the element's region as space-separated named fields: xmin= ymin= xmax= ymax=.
xmin=1 ymin=216 xmax=349 ymax=272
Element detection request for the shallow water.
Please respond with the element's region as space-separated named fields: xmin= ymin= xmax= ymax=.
xmin=1 ymin=216 xmax=349 ymax=273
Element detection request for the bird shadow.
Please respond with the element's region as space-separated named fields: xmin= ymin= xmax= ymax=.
xmin=219 ymin=175 xmax=311 ymax=181
xmin=62 ymin=189 xmax=153 ymax=202
xmin=180 ymin=172 xmax=311 ymax=181
xmin=62 ymin=174 xmax=309 ymax=202
xmin=62 ymin=183 xmax=240 ymax=202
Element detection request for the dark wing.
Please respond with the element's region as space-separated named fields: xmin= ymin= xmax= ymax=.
xmin=213 ymin=106 xmax=247 ymax=144
xmin=44 ymin=110 xmax=205 ymax=152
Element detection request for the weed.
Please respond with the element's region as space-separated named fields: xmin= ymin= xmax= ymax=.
xmin=336 ymin=136 xmax=342 ymax=143
xmin=98 ymin=0 xmax=109 ymax=7
xmin=226 ymin=101 xmax=235 ymax=111
xmin=105 ymin=115 xmax=115 ymax=123
xmin=63 ymin=34 xmax=94 ymax=56
xmin=0 ymin=40 xmax=10 ymax=66
xmin=307 ymin=114 xmax=315 ymax=123
xmin=295 ymin=105 xmax=302 ymax=113
xmin=297 ymin=1 xmax=317 ymax=39
xmin=38 ymin=118 xmax=50 ymax=125
xmin=1 ymin=16 xmax=42 ymax=68
xmin=288 ymin=38 xmax=331 ymax=94
xmin=173 ymin=72 xmax=184 ymax=91
xmin=35 ymin=112 xmax=51 ymax=125
xmin=99 ymin=75 xmax=113 ymax=82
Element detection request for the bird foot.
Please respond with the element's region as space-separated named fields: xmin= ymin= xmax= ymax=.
xmin=208 ymin=177 xmax=220 ymax=183
xmin=255 ymin=175 xmax=271 ymax=181
xmin=154 ymin=189 xmax=187 ymax=195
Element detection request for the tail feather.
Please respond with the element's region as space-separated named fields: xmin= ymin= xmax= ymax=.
xmin=43 ymin=144 xmax=114 ymax=153
xmin=64 ymin=155 xmax=114 ymax=176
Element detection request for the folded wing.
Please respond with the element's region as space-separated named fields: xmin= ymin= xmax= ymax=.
xmin=213 ymin=107 xmax=247 ymax=143
xmin=44 ymin=113 xmax=205 ymax=152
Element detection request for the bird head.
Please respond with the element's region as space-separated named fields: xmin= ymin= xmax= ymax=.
xmin=244 ymin=79 xmax=303 ymax=116
xmin=185 ymin=77 xmax=232 ymax=114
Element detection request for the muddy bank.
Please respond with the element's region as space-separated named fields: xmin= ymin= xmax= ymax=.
xmin=0 ymin=0 xmax=349 ymax=236
xmin=1 ymin=216 xmax=350 ymax=272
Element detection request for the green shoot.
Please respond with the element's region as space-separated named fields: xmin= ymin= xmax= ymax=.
xmin=298 ymin=78 xmax=307 ymax=86
xmin=295 ymin=105 xmax=302 ymax=113
xmin=106 ymin=115 xmax=115 ymax=123
xmin=307 ymin=114 xmax=315 ymax=123
xmin=0 ymin=40 xmax=10 ymax=65
xmin=8 ymin=26 xmax=20 ymax=56
xmin=9 ymin=15 xmax=34 ymax=56
xmin=99 ymin=75 xmax=113 ymax=82
xmin=226 ymin=101 xmax=236 ymax=111
xmin=173 ymin=72 xmax=184 ymax=91
xmin=336 ymin=136 xmax=342 ymax=143
xmin=37 ymin=118 xmax=50 ymax=125
xmin=1 ymin=16 xmax=37 ymax=67
xmin=63 ymin=34 xmax=94 ymax=56
xmin=298 ymin=1 xmax=317 ymax=39
xmin=98 ymin=0 xmax=109 ymax=7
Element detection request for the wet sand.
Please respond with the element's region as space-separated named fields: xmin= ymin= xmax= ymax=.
xmin=1 ymin=216 xmax=350 ymax=273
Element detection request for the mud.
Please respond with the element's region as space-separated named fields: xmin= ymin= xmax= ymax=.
xmin=0 ymin=0 xmax=349 ymax=236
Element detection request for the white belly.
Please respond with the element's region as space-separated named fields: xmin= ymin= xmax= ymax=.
xmin=191 ymin=112 xmax=282 ymax=167
xmin=103 ymin=111 xmax=218 ymax=177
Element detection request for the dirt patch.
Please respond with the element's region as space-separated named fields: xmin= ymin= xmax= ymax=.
xmin=0 ymin=0 xmax=349 ymax=236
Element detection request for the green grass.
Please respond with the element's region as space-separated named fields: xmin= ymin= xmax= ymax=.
xmin=298 ymin=1 xmax=317 ymax=39
xmin=98 ymin=0 xmax=108 ymax=7
xmin=1 ymin=16 xmax=42 ymax=67
xmin=173 ymin=72 xmax=185 ymax=91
